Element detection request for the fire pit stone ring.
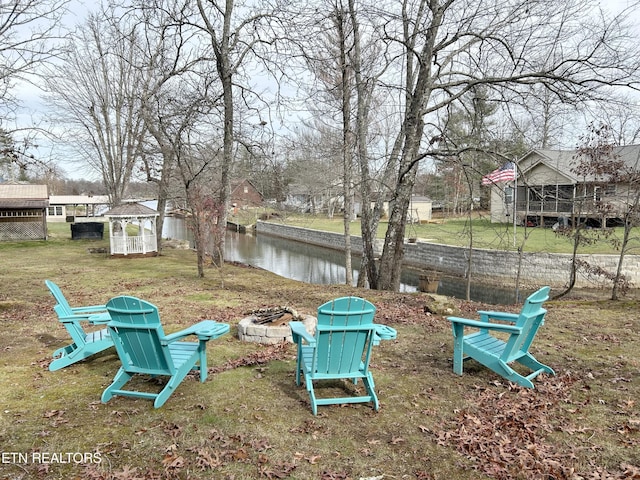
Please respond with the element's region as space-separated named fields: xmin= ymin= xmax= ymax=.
xmin=237 ymin=308 xmax=316 ymax=344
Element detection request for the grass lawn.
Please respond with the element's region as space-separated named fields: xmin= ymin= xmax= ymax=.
xmin=247 ymin=209 xmax=640 ymax=254
xmin=0 ymin=224 xmax=639 ymax=479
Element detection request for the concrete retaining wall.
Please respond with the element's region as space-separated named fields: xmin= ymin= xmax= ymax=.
xmin=255 ymin=221 xmax=639 ymax=288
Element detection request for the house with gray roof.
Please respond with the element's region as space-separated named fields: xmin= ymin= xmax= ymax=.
xmin=489 ymin=145 xmax=640 ymax=227
xmin=47 ymin=194 xmax=111 ymax=222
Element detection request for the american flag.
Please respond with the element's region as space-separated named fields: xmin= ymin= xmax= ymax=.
xmin=481 ymin=162 xmax=516 ymax=185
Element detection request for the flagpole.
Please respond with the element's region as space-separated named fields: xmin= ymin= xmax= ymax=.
xmin=513 ymin=161 xmax=517 ymax=248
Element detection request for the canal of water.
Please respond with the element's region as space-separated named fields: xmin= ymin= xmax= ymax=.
xmin=163 ymin=217 xmax=522 ymax=304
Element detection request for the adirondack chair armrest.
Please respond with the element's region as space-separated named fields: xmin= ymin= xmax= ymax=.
xmin=195 ymin=322 xmax=230 ymax=341
xmin=373 ymin=324 xmax=397 ymax=345
xmin=55 ymin=313 xmax=81 ymax=324
xmin=71 ymin=305 xmax=108 ymax=314
xmin=447 ymin=316 xmax=521 ymax=333
xmin=163 ymin=320 xmax=229 ymax=343
xmin=57 ymin=311 xmax=109 ymax=324
xmin=87 ymin=312 xmax=112 ymax=324
xmin=289 ymin=321 xmax=315 ymax=346
xmin=477 ymin=310 xmax=520 ymax=323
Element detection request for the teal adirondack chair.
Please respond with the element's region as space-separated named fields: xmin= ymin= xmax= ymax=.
xmin=102 ymin=296 xmax=230 ymax=408
xmin=289 ymin=296 xmax=397 ymax=415
xmin=46 ymin=280 xmax=113 ymax=372
xmin=446 ymin=286 xmax=555 ymax=388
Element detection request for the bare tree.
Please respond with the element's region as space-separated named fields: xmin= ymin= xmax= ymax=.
xmin=44 ymin=9 xmax=147 ymax=205
xmin=286 ymin=124 xmax=342 ymax=214
xmin=588 ymin=96 xmax=640 ymax=146
xmin=335 ymin=4 xmax=356 ymax=286
xmin=568 ymin=123 xmax=640 ymax=300
xmin=190 ymin=0 xmax=286 ymax=267
xmin=0 ymin=0 xmax=69 ymax=113
xmin=127 ymin=1 xmax=211 ymax=250
xmin=296 ymin=0 xmax=388 ymax=288
xmin=355 ymin=0 xmax=640 ymax=291
xmin=553 ymin=123 xmax=626 ymax=299
xmin=0 ymin=0 xmax=70 ymax=173
xmin=296 ymin=0 xmax=358 ymax=285
xmin=178 ymin=141 xmax=226 ymax=277
xmin=346 ymin=0 xmax=389 ymax=289
xmin=611 ymin=162 xmax=640 ymax=300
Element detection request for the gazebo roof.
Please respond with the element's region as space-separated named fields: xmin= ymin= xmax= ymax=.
xmin=104 ymin=202 xmax=158 ymax=218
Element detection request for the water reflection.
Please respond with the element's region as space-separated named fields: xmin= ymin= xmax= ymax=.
xmin=163 ymin=216 xmax=191 ymax=242
xmin=163 ymin=216 xmax=521 ymax=304
xmin=225 ymin=231 xmax=419 ymax=292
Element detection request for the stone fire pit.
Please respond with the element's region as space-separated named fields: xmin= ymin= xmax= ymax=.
xmin=238 ymin=307 xmax=316 ymax=344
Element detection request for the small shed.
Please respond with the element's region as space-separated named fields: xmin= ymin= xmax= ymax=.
xmin=408 ymin=195 xmax=433 ymax=223
xmin=104 ymin=203 xmax=159 ymax=257
xmin=0 ymin=184 xmax=49 ymax=241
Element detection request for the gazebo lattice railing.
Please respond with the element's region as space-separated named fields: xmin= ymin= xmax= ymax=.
xmin=104 ymin=202 xmax=159 ymax=257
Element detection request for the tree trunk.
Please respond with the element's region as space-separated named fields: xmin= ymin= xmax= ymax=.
xmin=377 ymin=159 xmax=420 ymax=290
xmin=335 ymin=6 xmax=354 ymax=286
xmin=212 ymin=72 xmax=233 ymax=267
xmin=611 ymin=226 xmax=629 ymax=300
xmin=155 ymin=196 xmax=167 ymax=253
xmin=371 ymin=4 xmax=442 ymax=291
xmin=204 ymin=0 xmax=235 ymax=268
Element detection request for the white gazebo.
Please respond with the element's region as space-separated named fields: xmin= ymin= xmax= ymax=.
xmin=104 ymin=203 xmax=159 ymax=257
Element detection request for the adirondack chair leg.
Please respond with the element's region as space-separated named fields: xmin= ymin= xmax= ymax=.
xmin=306 ymin=378 xmax=318 ymax=416
xmin=501 ymin=368 xmax=535 ymax=389
xmin=151 ymin=357 xmax=205 ymax=408
xmin=49 ymin=345 xmax=79 ymax=371
xmin=155 ymin=381 xmax=178 ymax=408
xmin=50 ymin=336 xmax=113 ymax=372
xmin=517 ymin=354 xmax=555 ymax=378
xmin=50 ymin=355 xmax=77 ymax=372
xmin=363 ymin=373 xmax=379 ymax=411
xmin=199 ymin=343 xmax=208 ymax=382
xmin=52 ymin=344 xmax=77 ymax=358
xmin=293 ymin=339 xmax=304 ymax=386
xmin=451 ymin=324 xmax=465 ymax=375
xmin=295 ymin=352 xmax=302 ymax=386
xmin=296 ymin=366 xmax=302 ymax=386
xmin=296 ymin=344 xmax=313 ymax=387
xmin=102 ymin=368 xmax=132 ymax=403
xmin=494 ymin=359 xmax=552 ymax=389
xmin=353 ymin=361 xmax=372 ymax=386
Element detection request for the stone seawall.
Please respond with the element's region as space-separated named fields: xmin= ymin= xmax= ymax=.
xmin=255 ymin=221 xmax=640 ymax=288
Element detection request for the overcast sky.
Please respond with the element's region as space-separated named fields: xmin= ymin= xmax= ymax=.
xmin=10 ymin=0 xmax=640 ymax=182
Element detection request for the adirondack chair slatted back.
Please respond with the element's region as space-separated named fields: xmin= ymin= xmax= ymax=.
xmin=502 ymin=286 xmax=549 ymax=362
xmin=106 ymin=296 xmax=175 ymax=376
xmin=46 ymin=280 xmax=114 ymax=371
xmin=291 ymin=296 xmax=397 ymax=414
xmin=46 ymin=280 xmax=75 ymax=316
xmin=314 ymin=297 xmax=376 ymax=375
